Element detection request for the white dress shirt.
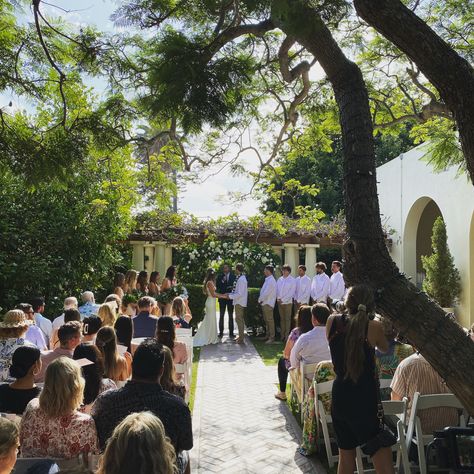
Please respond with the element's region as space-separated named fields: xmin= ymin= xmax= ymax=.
xmin=329 ymin=271 xmax=345 ymax=300
xmin=295 ymin=275 xmax=311 ymax=305
xmin=259 ymin=275 xmax=277 ymax=307
xmin=311 ymin=272 xmax=330 ymax=302
xmin=276 ymin=275 xmax=296 ymax=304
xmin=34 ymin=313 xmax=52 ymax=345
xmin=229 ymin=274 xmax=248 ymax=307
xmin=25 ymin=325 xmax=48 ymax=350
xmin=289 ymin=326 xmax=331 ymax=368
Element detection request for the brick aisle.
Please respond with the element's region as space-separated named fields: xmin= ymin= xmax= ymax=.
xmin=191 ymin=334 xmax=326 ymax=473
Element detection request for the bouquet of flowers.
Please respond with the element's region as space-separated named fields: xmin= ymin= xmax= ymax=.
xmin=156 ymin=284 xmax=188 ymax=305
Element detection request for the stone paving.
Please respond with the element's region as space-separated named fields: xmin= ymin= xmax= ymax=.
xmin=191 ymin=331 xmax=326 ymax=473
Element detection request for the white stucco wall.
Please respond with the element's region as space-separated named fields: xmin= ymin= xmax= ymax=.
xmin=377 ymin=144 xmax=474 ymax=328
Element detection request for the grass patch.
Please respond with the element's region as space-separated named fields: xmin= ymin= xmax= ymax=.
xmin=189 ymin=346 xmax=201 ymax=412
xmin=250 ymin=336 xmax=285 ymax=366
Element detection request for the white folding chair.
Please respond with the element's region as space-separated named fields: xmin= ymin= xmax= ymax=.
xmin=354 ymin=399 xmax=410 ymax=473
xmin=176 ymin=328 xmax=192 ymax=338
xmin=379 ymin=378 xmax=393 ymax=390
xmin=290 ymin=361 xmax=318 ymax=419
xmin=176 ymin=332 xmax=193 ymax=389
xmin=174 ymin=362 xmax=189 ymax=403
xmin=406 ymin=392 xmax=467 ymax=474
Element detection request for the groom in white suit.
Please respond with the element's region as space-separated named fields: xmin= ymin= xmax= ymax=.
xmin=224 ymin=263 xmax=248 ymax=344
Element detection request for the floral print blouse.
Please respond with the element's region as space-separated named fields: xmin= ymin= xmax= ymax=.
xmin=0 ymin=338 xmax=35 ymax=382
xmin=20 ymin=398 xmax=99 ymax=459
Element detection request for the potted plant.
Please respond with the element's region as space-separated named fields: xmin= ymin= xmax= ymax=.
xmin=421 ymin=216 xmax=461 ymax=312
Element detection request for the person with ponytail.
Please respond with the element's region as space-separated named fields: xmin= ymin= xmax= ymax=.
xmin=95 ymin=327 xmax=131 ymax=382
xmin=326 ymin=284 xmax=394 ymax=474
xmin=0 ymin=346 xmax=42 ymax=415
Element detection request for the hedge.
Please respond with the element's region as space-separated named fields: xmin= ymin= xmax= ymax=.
xmin=183 ymin=284 xmax=269 ymax=333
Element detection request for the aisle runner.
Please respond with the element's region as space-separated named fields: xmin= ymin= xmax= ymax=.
xmin=191 ymin=336 xmax=325 ymax=473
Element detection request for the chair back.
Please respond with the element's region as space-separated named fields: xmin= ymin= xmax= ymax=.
xmin=176 ymin=328 xmax=192 ymax=337
xmin=382 ymin=398 xmax=408 ymax=424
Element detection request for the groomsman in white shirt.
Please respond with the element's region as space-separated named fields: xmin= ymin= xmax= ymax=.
xmin=328 ymin=260 xmax=345 ymax=302
xmin=311 ymin=262 xmax=331 ymax=303
xmin=276 ymin=264 xmax=296 ymax=341
xmin=258 ymin=265 xmax=277 ymax=344
xmin=226 ymin=263 xmax=248 ymax=344
xmin=294 ymin=265 xmax=311 ymax=309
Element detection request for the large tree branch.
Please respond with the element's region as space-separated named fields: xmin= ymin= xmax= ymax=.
xmin=353 ymin=0 xmax=474 ymax=183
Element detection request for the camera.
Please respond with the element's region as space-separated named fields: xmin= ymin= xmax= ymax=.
xmin=330 ymin=299 xmax=345 ymax=313
xmin=428 ymin=427 xmax=474 ymax=472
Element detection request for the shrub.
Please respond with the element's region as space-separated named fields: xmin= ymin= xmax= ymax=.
xmin=421 ymin=216 xmax=461 ymax=308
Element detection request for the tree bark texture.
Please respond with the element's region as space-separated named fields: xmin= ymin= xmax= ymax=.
xmin=353 ymin=0 xmax=474 ymax=183
xmin=272 ymin=0 xmax=474 ymax=414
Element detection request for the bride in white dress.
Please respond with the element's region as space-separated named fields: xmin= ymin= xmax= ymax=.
xmin=193 ymin=268 xmax=220 ymax=347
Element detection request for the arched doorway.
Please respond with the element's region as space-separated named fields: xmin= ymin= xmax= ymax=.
xmin=403 ymin=197 xmax=443 ymax=288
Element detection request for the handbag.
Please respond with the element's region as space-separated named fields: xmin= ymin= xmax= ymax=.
xmin=360 ymin=362 xmax=397 ymax=456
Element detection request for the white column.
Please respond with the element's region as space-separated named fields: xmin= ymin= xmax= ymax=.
xmin=283 ymin=243 xmax=299 ymax=276
xmin=154 ymin=241 xmax=166 ymax=276
xmin=272 ymin=245 xmax=283 ymax=277
xmin=164 ymin=245 xmax=173 ymax=271
xmin=304 ymin=244 xmax=320 ymax=278
xmin=143 ymin=244 xmax=155 ymax=273
xmin=131 ymin=242 xmax=145 ymax=271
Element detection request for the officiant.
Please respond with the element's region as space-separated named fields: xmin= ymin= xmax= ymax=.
xmin=216 ymin=263 xmax=236 ymax=338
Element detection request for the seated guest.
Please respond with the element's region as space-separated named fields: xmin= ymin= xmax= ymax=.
xmin=15 ymin=304 xmax=47 ymax=350
xmin=275 ymin=305 xmax=313 ymax=401
xmin=79 ymin=291 xmax=99 ymax=317
xmin=95 ymin=327 xmax=131 ymax=382
xmin=104 ymin=294 xmax=121 ymax=310
xmin=288 ymin=304 xmax=331 ymax=405
xmin=161 ymin=346 xmax=186 ymax=400
xmin=170 ymin=297 xmax=192 ymax=328
xmin=50 ymin=308 xmax=81 ymax=349
xmin=156 ymin=316 xmax=188 ymax=366
xmin=0 ymin=417 xmax=19 ymax=474
xmin=391 ymin=347 xmax=459 ymax=433
xmin=290 ymin=303 xmax=331 ymax=368
xmin=36 ymin=321 xmax=82 ymax=383
xmin=0 ymin=346 xmax=42 ymax=415
xmin=52 ymin=297 xmax=79 ymax=331
xmin=0 ymin=310 xmax=35 ymax=382
xmin=97 ymin=412 xmax=176 ymax=474
xmin=132 ymin=296 xmax=158 ymax=338
xmin=92 ymin=339 xmax=192 ymax=474
xmin=97 ymin=303 xmax=117 ymax=328
xmin=82 ymin=315 xmax=102 ymax=345
xmin=20 ymin=357 xmax=99 ymax=459
xmin=73 ymin=344 xmax=116 ymax=414
xmin=30 ymin=297 xmax=52 ymax=348
xmin=375 ymin=317 xmax=413 ymax=400
xmin=114 ymin=316 xmax=133 ymax=353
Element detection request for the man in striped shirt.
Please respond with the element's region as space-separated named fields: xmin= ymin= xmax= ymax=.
xmin=391 ymin=351 xmax=459 ymax=434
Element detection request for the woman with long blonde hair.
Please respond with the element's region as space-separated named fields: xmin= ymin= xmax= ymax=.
xmin=97 ymin=411 xmax=177 ymax=474
xmin=123 ymin=270 xmax=138 ymax=294
xmin=95 ymin=327 xmax=131 ymax=382
xmin=19 ymin=357 xmax=98 ymax=459
xmin=326 ymin=285 xmax=393 ymax=474
xmin=97 ymin=304 xmax=117 ymax=327
xmin=160 ymin=346 xmax=185 ymax=400
xmin=170 ymin=297 xmax=192 ymax=328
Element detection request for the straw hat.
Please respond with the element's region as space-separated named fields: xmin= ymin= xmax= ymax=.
xmin=0 ymin=310 xmax=34 ymax=329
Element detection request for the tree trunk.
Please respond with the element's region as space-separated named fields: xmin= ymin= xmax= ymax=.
xmin=272 ymin=0 xmax=474 ymax=414
xmin=353 ymin=0 xmax=474 ymax=183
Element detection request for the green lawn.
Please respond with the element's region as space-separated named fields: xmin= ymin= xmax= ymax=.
xmin=249 ymin=335 xmax=285 ymax=366
xmin=189 ymin=346 xmax=201 ymax=412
